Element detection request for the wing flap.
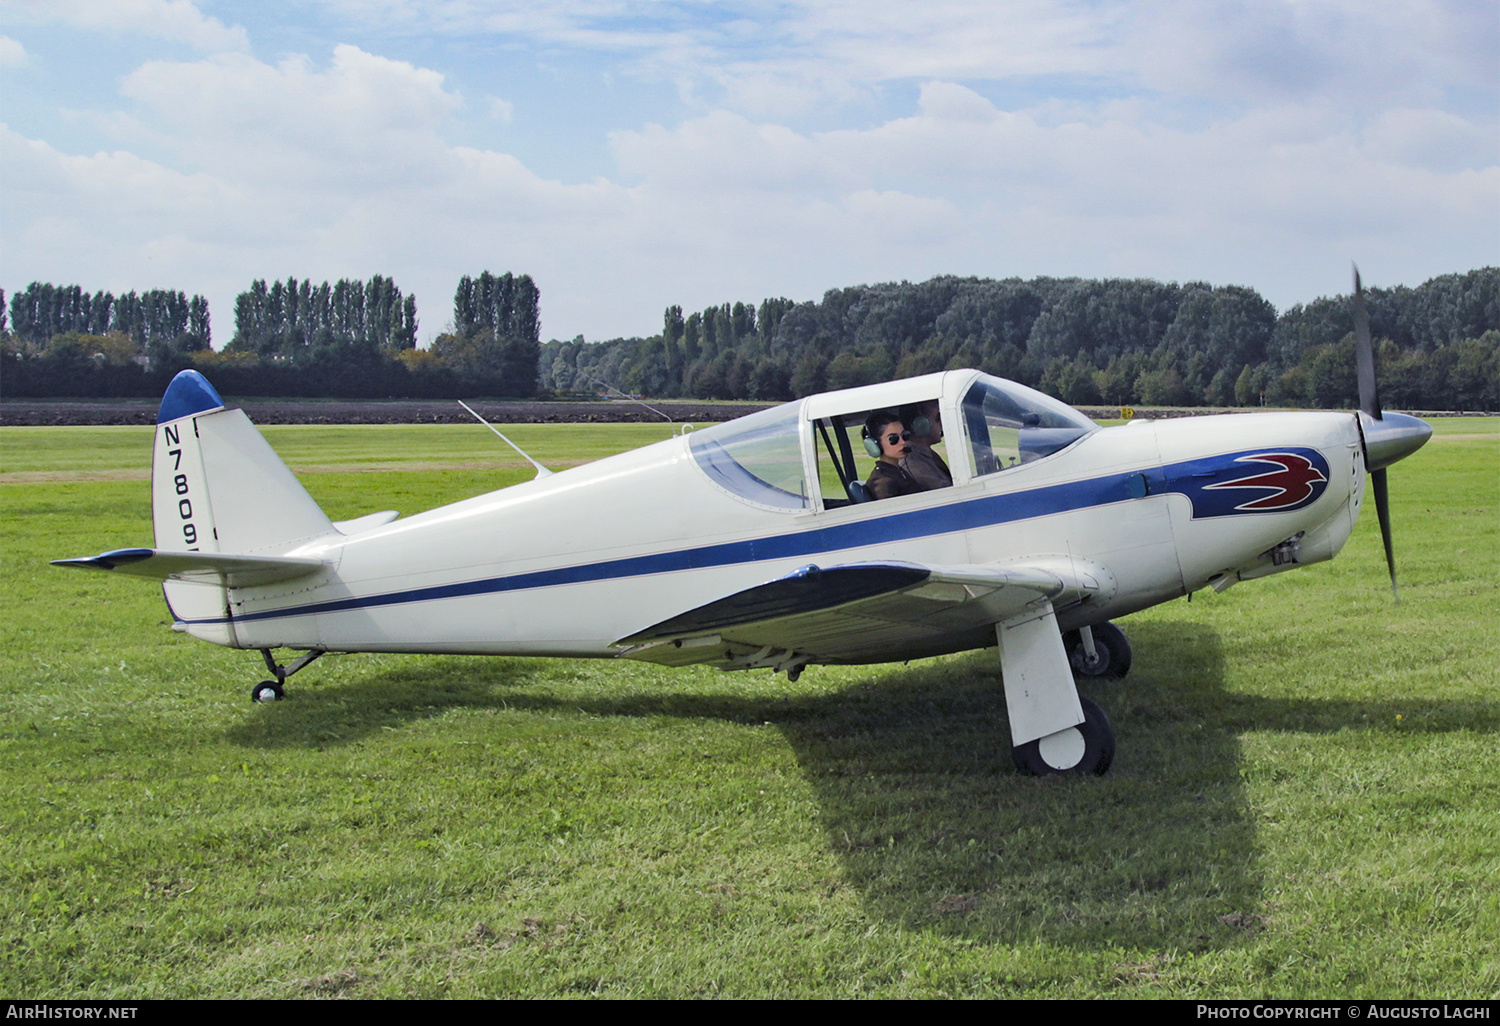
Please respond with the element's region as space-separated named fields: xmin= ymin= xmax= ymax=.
xmin=51 ymin=548 xmax=326 ymax=588
xmin=615 ymin=560 xmax=1098 ymax=668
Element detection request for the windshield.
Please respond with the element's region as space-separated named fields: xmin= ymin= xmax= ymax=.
xmin=688 ymin=403 xmax=810 ymax=510
xmin=961 ymin=374 xmax=1097 ymax=476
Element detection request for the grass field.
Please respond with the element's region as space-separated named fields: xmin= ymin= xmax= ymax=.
xmin=1 ymin=417 xmax=1496 ymax=999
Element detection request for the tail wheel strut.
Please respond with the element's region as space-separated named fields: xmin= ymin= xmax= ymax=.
xmin=251 ymin=648 xmax=325 ymax=703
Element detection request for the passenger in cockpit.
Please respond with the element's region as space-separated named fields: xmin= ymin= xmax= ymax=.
xmin=899 ymin=400 xmax=952 ymax=490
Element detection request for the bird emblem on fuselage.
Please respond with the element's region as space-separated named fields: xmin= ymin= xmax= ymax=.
xmin=1203 ymin=452 xmax=1330 ymax=512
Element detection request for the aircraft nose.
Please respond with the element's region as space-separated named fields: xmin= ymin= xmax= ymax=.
xmin=1360 ymin=411 xmax=1432 ymax=471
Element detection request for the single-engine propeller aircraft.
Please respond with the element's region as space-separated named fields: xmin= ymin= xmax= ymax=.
xmin=54 ymin=275 xmax=1431 ymax=775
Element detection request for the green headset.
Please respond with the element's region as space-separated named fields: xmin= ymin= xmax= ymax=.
xmin=863 ymin=411 xmax=911 ymax=458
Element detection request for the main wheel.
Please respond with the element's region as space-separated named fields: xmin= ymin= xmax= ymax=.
xmin=1011 ymin=697 xmax=1115 ymax=776
xmin=1065 ymin=621 xmax=1132 ymax=679
xmin=251 ymin=680 xmax=285 ymax=703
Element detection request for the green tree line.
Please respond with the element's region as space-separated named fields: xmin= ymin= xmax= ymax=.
xmin=5 ymin=268 xmax=1495 ymax=409
xmin=542 ymin=268 xmax=1499 ymax=410
xmin=2 ymin=271 xmax=540 ymax=399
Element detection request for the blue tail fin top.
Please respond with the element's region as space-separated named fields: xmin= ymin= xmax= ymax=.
xmin=157 ymin=370 xmax=226 ymax=424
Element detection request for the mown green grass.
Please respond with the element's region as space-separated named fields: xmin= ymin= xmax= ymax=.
xmin=1 ymin=418 xmax=1495 ymax=998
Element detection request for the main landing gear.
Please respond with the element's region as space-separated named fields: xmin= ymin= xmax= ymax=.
xmin=1010 ymin=696 xmax=1115 ymax=776
xmin=250 ymin=648 xmax=324 ymax=703
xmin=996 ymin=611 xmax=1127 ymax=776
xmin=1065 ymin=621 xmax=1132 ymax=680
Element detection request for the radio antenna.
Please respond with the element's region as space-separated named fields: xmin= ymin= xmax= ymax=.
xmin=457 ymin=400 xmax=553 ymax=479
xmin=586 ymin=376 xmax=676 ymax=424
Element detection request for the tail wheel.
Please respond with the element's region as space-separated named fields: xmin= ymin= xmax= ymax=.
xmin=251 ymin=680 xmax=285 ymax=703
xmin=1065 ymin=621 xmax=1132 ymax=679
xmin=1012 ymin=697 xmax=1115 ymax=776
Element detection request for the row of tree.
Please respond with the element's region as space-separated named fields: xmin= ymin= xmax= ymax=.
xmin=540 ymin=269 xmax=1499 ymax=410
xmin=228 ymin=276 xmax=417 ymax=358
xmin=1 ymin=271 xmax=542 ymax=399
xmin=5 ymin=282 xmax=211 ymax=355
xmin=428 ymin=272 xmax=544 ymax=395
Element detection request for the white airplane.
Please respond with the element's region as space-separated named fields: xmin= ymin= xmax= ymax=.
xmin=53 ymin=279 xmax=1431 ymax=775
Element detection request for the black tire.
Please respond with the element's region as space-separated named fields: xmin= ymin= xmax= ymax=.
xmin=251 ymin=680 xmax=285 ymax=703
xmin=1065 ymin=621 xmax=1132 ymax=679
xmin=1011 ymin=697 xmax=1115 ymax=776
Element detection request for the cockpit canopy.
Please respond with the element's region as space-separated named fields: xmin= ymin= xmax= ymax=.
xmin=688 ymin=403 xmax=811 ymax=510
xmin=959 ymin=374 xmax=1097 ymax=475
xmin=687 ymin=370 xmax=1098 ymax=511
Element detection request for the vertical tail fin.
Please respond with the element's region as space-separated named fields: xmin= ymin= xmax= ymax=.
xmin=153 ymin=371 xmax=334 ymax=645
xmin=153 ymin=370 xmax=334 ymax=556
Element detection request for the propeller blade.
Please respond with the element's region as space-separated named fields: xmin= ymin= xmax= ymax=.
xmin=1371 ymin=467 xmax=1399 ymax=604
xmin=1353 ymin=265 xmax=1382 ymax=420
xmin=1352 ymin=267 xmax=1422 ymax=603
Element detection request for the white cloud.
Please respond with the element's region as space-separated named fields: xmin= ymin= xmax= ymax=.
xmin=612 ymin=110 xmax=845 ymax=193
xmin=1122 ymin=0 xmax=1498 ymax=111
xmin=915 ymin=81 xmax=1004 ymax=124
xmin=603 ymin=83 xmax=1496 ymax=316
xmin=118 ymin=45 xmax=460 ymax=185
xmin=0 ymin=123 xmax=250 ymax=304
xmin=0 ymin=124 xmax=236 ymax=227
xmin=1 ymin=47 xmax=643 ymax=341
xmin=0 ymin=0 xmax=249 ymax=51
xmin=770 ymin=0 xmax=1117 ymax=81
xmin=1 ymin=9 xmax=1494 ymax=343
xmin=300 ymin=1 xmax=1495 ymax=119
xmin=0 ymin=33 xmax=27 ymax=66
xmin=1361 ymin=107 xmax=1499 ymax=173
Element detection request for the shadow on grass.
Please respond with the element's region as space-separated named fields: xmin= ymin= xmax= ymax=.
xmin=220 ymin=620 xmax=1495 ymax=953
xmin=781 ymin=620 xmax=1259 ymax=952
xmin=221 ymin=656 xmax=551 ymax=749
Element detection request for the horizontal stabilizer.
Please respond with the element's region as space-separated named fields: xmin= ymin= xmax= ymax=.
xmin=51 ymin=548 xmax=325 ymax=588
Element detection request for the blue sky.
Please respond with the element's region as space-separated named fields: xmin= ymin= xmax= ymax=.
xmin=2 ymin=1 xmax=1495 ymax=345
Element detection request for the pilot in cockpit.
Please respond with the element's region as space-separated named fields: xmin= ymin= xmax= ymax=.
xmin=862 ymin=411 xmax=923 ymax=500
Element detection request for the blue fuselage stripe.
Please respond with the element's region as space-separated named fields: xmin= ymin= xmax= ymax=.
xmin=199 ymin=467 xmax=1156 ymax=626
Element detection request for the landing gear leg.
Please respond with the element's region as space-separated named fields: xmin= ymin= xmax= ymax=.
xmin=251 ymin=648 xmax=324 ymax=703
xmin=997 ymin=604 xmax=1116 ymax=776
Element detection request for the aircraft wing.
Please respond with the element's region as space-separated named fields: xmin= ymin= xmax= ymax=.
xmin=51 ymin=548 xmax=326 ymax=588
xmin=614 ymin=560 xmax=1106 ymax=670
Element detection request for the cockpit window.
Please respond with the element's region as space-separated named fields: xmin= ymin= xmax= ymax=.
xmin=961 ymin=375 xmax=1096 ymax=476
xmin=689 ymin=403 xmax=810 ymax=510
